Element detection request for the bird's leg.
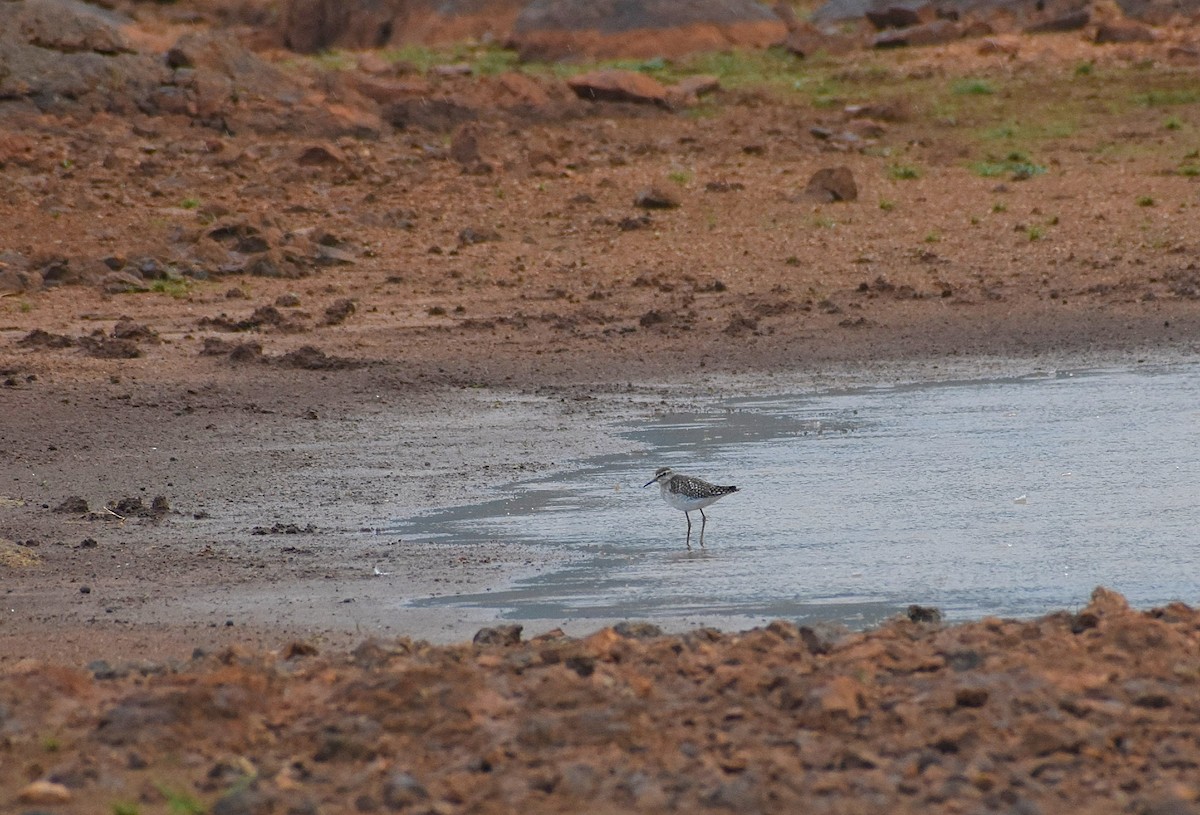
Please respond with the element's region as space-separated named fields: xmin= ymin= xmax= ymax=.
xmin=685 ymin=511 xmax=692 ymax=549
xmin=699 ymin=508 xmax=708 ymax=547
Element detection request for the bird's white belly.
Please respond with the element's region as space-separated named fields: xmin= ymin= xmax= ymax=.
xmin=663 ymin=489 xmax=722 ymax=512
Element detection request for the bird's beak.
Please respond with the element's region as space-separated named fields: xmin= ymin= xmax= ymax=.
xmin=643 ymin=478 xmax=655 ymax=488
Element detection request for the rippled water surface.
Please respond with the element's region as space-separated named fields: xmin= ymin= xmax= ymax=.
xmin=387 ymin=364 xmax=1200 ymax=629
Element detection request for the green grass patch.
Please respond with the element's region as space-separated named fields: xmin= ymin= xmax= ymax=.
xmin=889 ymin=165 xmax=920 ymax=180
xmin=1136 ymin=195 xmax=1156 ymax=207
xmin=155 ymin=785 xmax=205 ymax=815
xmin=1136 ymin=88 xmax=1200 ymax=107
xmin=149 ymin=278 xmax=193 ymax=299
xmin=952 ymin=78 xmax=995 ymax=96
xmin=971 ymin=150 xmax=1047 ymax=180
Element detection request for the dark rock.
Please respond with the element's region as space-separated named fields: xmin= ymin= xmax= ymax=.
xmin=54 ymin=496 xmax=89 ymax=514
xmin=1024 ymin=9 xmax=1089 ymax=32
xmin=1094 ymin=22 xmax=1156 ymax=43
xmin=212 ymin=785 xmax=274 ymax=815
xmin=907 ymin=604 xmax=943 ymax=623
xmin=78 ymin=334 xmax=141 ymax=359
xmin=89 ymin=659 xmax=128 ymax=680
xmin=384 ymin=98 xmax=478 ymax=132
xmin=567 ymin=70 xmax=670 ymax=107
xmin=108 ymin=496 xmax=145 ymax=516
xmin=874 ymin=18 xmax=960 ymax=47
xmin=618 ymin=214 xmax=652 ymax=231
xmin=459 ymin=227 xmax=501 ymax=246
xmin=381 ymin=772 xmax=428 ymax=809
xmin=473 ymin=624 xmax=523 ymax=646
xmin=865 ymin=0 xmax=935 ymax=29
xmin=296 ymin=143 xmax=346 ymax=167
xmin=944 ymin=649 xmax=983 ymax=671
xmin=782 ymin=23 xmax=859 ymax=57
xmin=96 ymin=692 xmax=190 ymax=745
xmin=511 ymin=0 xmax=787 ymax=61
xmin=17 ymin=329 xmax=75 ymax=350
xmin=954 ymin=687 xmax=989 ymax=707
xmin=1118 ymin=0 xmax=1200 ymax=24
xmin=613 ymin=622 xmax=664 ymax=639
xmin=667 ymin=74 xmax=721 ymax=105
xmin=351 ymin=638 xmax=413 ymax=669
xmin=111 ymin=320 xmax=159 ymax=343
xmin=634 ymin=186 xmax=680 ymax=209
xmin=803 ymin=166 xmax=858 ymax=202
xmin=275 ymin=346 xmax=362 ymax=370
xmin=101 ymin=272 xmax=150 ymax=294
xmin=450 ymin=123 xmax=487 ymax=171
xmin=797 ymin=623 xmax=848 ymax=654
xmin=322 ymin=298 xmax=357 ymax=326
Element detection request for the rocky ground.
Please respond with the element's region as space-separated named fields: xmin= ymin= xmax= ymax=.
xmin=3 ymin=0 xmax=1200 ymax=811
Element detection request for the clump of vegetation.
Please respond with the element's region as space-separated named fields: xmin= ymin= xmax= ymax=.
xmin=1136 ymin=195 xmax=1156 ymax=207
xmin=953 ymin=78 xmax=995 ymax=96
xmin=150 ymin=278 xmax=192 ymax=299
xmin=889 ymin=165 xmax=919 ymax=180
xmin=971 ymin=151 xmax=1047 ymax=180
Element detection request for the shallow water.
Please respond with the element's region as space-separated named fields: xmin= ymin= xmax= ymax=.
xmin=387 ymin=363 xmax=1200 ymax=629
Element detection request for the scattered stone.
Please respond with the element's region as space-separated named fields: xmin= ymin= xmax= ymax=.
xmin=17 ymin=329 xmax=75 ymax=350
xmin=78 ymin=334 xmax=141 ymax=359
xmin=111 ymin=319 xmax=159 ymax=343
xmin=251 ymin=523 xmax=317 ymax=535
xmin=874 ymin=18 xmax=961 ymax=47
xmin=275 ymin=345 xmax=362 ymax=370
xmin=803 ymin=166 xmax=858 ymax=203
xmin=381 ymin=772 xmax=428 ymax=810
xmin=566 ymin=70 xmax=670 ymax=107
xmin=613 ymin=622 xmax=664 ymax=639
xmin=450 ymin=123 xmax=491 ymax=174
xmin=322 ymin=298 xmax=356 ymax=326
xmin=54 ymin=496 xmax=89 ymax=514
xmin=211 ymin=785 xmax=275 ymax=815
xmin=198 ymin=306 xmax=292 ymax=332
xmin=908 ymin=604 xmax=943 ymax=623
xmin=284 ymin=641 xmax=319 ymax=659
xmin=474 ymin=624 xmax=523 ymax=646
xmin=512 ymin=0 xmax=787 ymax=61
xmin=296 ymin=143 xmax=345 ymax=167
xmin=1025 ymin=9 xmax=1089 ymax=33
xmin=275 ymin=293 xmax=302 ymax=308
xmin=18 ymin=779 xmax=72 ymax=805
xmin=667 ymin=74 xmax=720 ymax=106
xmin=101 ymin=271 xmax=150 ymax=294
xmin=1094 ymin=21 xmax=1156 ymax=43
xmin=705 ymin=180 xmax=745 ymax=193
xmin=783 ymin=22 xmax=860 ymax=57
xmin=385 ymin=97 xmax=478 ymax=132
xmin=634 ymin=186 xmax=680 ymax=209
xmin=458 ymin=227 xmax=501 ymax=246
xmin=865 ymin=0 xmax=935 ymax=29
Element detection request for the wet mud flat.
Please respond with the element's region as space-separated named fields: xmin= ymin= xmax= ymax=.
xmin=4 ymin=587 xmax=1198 ymax=814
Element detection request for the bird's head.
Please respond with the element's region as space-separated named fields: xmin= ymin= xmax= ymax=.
xmin=643 ymin=466 xmax=674 ymax=488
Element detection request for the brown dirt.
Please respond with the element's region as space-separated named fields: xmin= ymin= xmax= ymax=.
xmin=3 ymin=14 xmax=1200 ymax=813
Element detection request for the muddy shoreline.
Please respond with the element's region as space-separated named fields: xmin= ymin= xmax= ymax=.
xmin=3 ymin=331 xmax=1196 ymax=667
